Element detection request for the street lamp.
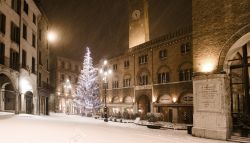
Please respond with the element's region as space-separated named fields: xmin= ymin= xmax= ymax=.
xmin=47 ymin=31 xmax=58 ymax=43
xmin=99 ymin=60 xmax=112 ymax=122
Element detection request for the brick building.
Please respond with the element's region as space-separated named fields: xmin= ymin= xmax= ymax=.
xmin=192 ymin=0 xmax=250 ymax=140
xmin=99 ymin=0 xmax=193 ymax=124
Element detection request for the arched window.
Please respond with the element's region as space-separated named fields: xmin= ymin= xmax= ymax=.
xmin=124 ymin=96 xmax=133 ymax=104
xmin=61 ymin=61 xmax=65 ymax=69
xmin=113 ymin=96 xmax=120 ymax=103
xmin=157 ymin=66 xmax=170 ymax=83
xmin=123 ymin=74 xmax=131 ymax=87
xmin=180 ymin=93 xmax=193 ymax=104
xmin=139 ymin=72 xmax=148 ymax=85
xmin=179 ymin=63 xmax=192 ymax=81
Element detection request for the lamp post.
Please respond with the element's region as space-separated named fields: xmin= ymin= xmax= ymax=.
xmin=47 ymin=30 xmax=58 ymax=114
xmin=99 ymin=60 xmax=112 ymax=122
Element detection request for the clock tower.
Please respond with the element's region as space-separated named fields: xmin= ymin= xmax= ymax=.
xmin=128 ymin=0 xmax=149 ymax=49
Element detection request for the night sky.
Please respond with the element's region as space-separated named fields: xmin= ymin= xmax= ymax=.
xmin=40 ymin=0 xmax=191 ymax=63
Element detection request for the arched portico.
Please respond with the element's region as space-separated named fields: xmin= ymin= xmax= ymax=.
xmin=137 ymin=95 xmax=150 ymax=115
xmin=0 ymin=74 xmax=18 ymax=112
xmin=25 ymin=91 xmax=33 ymax=114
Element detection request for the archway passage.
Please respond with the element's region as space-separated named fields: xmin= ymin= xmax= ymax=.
xmin=25 ymin=91 xmax=33 ymax=114
xmin=227 ymin=43 xmax=250 ymax=137
xmin=0 ymin=74 xmax=16 ymax=111
xmin=137 ymin=95 xmax=150 ymax=115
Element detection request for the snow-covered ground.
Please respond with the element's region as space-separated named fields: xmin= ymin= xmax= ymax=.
xmin=0 ymin=114 xmax=232 ymax=143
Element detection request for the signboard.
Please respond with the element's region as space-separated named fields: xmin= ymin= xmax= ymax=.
xmin=195 ymin=80 xmax=221 ymax=112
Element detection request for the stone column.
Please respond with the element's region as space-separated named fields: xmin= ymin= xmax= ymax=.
xmin=192 ymin=74 xmax=232 ymax=140
xmin=15 ymin=93 xmax=19 ymax=114
xmin=21 ymin=93 xmax=26 ymax=113
xmin=0 ymin=89 xmax=3 ymax=111
xmin=172 ymin=108 xmax=178 ymax=123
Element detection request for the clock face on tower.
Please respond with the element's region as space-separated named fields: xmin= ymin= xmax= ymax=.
xmin=132 ymin=10 xmax=141 ymax=20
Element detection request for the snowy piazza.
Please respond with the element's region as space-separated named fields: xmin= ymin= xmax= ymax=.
xmin=0 ymin=0 xmax=250 ymax=143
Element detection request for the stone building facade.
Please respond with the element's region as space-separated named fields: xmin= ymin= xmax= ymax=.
xmin=0 ymin=0 xmax=49 ymax=114
xmin=99 ymin=0 xmax=193 ymax=124
xmin=54 ymin=56 xmax=81 ymax=114
xmin=37 ymin=5 xmax=50 ymax=115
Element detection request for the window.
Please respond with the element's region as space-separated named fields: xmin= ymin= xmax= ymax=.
xmin=11 ymin=22 xmax=20 ymax=44
xmin=181 ymin=42 xmax=191 ymax=54
xmin=10 ymin=49 xmax=19 ymax=71
xmin=38 ymin=51 xmax=42 ymax=65
xmin=32 ymin=57 xmax=36 ymax=73
xmin=68 ymin=63 xmax=71 ymax=70
xmin=11 ymin=0 xmax=21 ymax=14
xmin=179 ymin=69 xmax=192 ymax=81
xmin=0 ymin=43 xmax=5 ymax=65
xmin=0 ymin=13 xmax=6 ymax=34
xmin=158 ymin=72 xmax=170 ymax=83
xmin=46 ymin=59 xmax=49 ymax=71
xmin=159 ymin=49 xmax=167 ymax=59
xmin=124 ymin=60 xmax=129 ymax=68
xmin=38 ymin=73 xmax=41 ymax=87
xmin=23 ymin=0 xmax=29 ymax=15
xmin=22 ymin=24 xmax=27 ymax=40
xmin=113 ymin=64 xmax=117 ymax=71
xmin=21 ymin=50 xmax=26 ymax=68
xmin=61 ymin=74 xmax=64 ymax=81
xmin=33 ymin=14 xmax=36 ymax=25
xmin=32 ymin=33 xmax=36 ymax=47
xmin=61 ymin=61 xmax=65 ymax=69
xmin=139 ymin=74 xmax=148 ymax=85
xmin=123 ymin=78 xmax=131 ymax=87
xmin=139 ymin=55 xmax=148 ymax=64
xmin=112 ymin=81 xmax=119 ymax=88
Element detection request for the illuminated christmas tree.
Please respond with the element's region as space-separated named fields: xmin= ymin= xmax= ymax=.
xmin=76 ymin=47 xmax=100 ymax=112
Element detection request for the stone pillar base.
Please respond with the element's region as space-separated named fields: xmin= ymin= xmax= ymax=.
xmin=192 ymin=127 xmax=230 ymax=140
xmin=192 ymin=74 xmax=232 ymax=140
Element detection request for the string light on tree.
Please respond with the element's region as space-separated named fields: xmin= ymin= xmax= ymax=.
xmin=76 ymin=47 xmax=100 ymax=112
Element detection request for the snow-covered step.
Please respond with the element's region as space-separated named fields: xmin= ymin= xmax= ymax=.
xmin=228 ymin=135 xmax=250 ymax=143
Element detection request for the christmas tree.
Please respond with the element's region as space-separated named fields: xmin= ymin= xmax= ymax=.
xmin=76 ymin=47 xmax=100 ymax=112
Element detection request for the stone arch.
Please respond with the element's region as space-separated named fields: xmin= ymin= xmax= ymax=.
xmin=177 ymin=62 xmax=192 ymax=72
xmin=0 ymin=73 xmax=17 ymax=111
xmin=123 ymin=96 xmax=133 ymax=104
xmin=137 ymin=95 xmax=151 ymax=114
xmin=25 ymin=91 xmax=33 ymax=114
xmin=157 ymin=65 xmax=171 ymax=73
xmin=112 ymin=96 xmax=120 ymax=104
xmin=218 ymin=24 xmax=250 ymax=72
xmin=0 ymin=73 xmax=18 ymax=91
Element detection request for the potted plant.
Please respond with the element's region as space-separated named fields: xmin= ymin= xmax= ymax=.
xmin=146 ymin=113 xmax=163 ymax=129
